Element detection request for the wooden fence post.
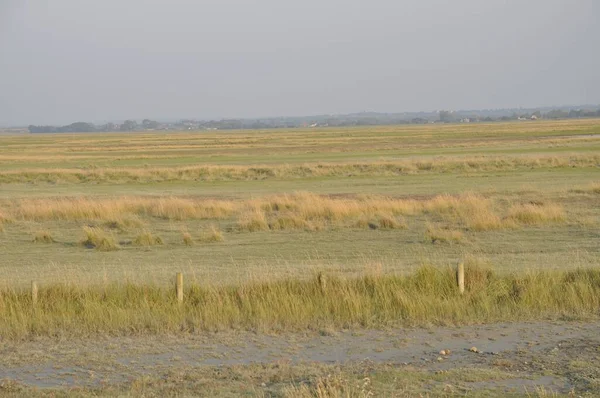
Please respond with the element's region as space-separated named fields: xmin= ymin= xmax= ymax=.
xmin=176 ymin=272 xmax=184 ymax=304
xmin=457 ymin=262 xmax=465 ymax=295
xmin=31 ymin=281 xmax=38 ymax=305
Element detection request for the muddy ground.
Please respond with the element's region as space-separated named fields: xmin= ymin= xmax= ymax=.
xmin=1 ymin=321 xmax=600 ymax=396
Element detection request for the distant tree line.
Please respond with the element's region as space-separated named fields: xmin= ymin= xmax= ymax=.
xmin=436 ymin=108 xmax=600 ymax=123
xmin=28 ymin=119 xmax=159 ymax=133
xmin=27 ymin=107 xmax=600 ymax=133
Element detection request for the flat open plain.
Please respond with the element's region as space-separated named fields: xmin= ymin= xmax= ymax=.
xmin=1 ymin=120 xmax=599 ymax=396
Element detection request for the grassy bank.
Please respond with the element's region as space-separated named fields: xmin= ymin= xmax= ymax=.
xmin=2 ymin=264 xmax=600 ymax=340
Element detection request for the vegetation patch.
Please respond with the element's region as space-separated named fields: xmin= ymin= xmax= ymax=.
xmin=378 ymin=215 xmax=407 ymax=229
xmin=507 ymin=203 xmax=566 ymax=225
xmin=133 ymin=231 xmax=164 ymax=246
xmin=2 ymin=153 xmax=599 ymax=185
xmin=182 ymin=232 xmax=194 ymax=246
xmin=102 ymin=215 xmax=145 ymax=231
xmin=32 ymin=230 xmax=54 ymax=243
xmin=426 ymin=224 xmax=464 ymax=244
xmin=2 ymin=265 xmax=600 ymax=339
xmin=199 ymin=225 xmax=224 ymax=243
xmin=237 ymin=209 xmax=269 ymax=232
xmin=80 ymin=226 xmax=119 ymax=251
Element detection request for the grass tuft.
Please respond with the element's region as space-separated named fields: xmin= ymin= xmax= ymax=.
xmin=507 ymin=203 xmax=566 ymax=224
xmin=102 ymin=215 xmax=145 ymax=231
xmin=237 ymin=208 xmax=269 ymax=232
xmin=425 ymin=224 xmax=464 ymax=244
xmin=80 ymin=226 xmax=119 ymax=251
xmin=133 ymin=231 xmax=164 ymax=246
xmin=378 ymin=215 xmax=407 ymax=230
xmin=182 ymin=232 xmax=194 ymax=246
xmin=199 ymin=225 xmax=224 ymax=242
xmin=32 ymin=230 xmax=55 ymax=243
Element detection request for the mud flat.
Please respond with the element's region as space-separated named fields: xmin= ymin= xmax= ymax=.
xmin=2 ymin=320 xmax=600 ymax=396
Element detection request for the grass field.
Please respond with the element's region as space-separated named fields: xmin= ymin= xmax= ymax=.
xmin=1 ymin=119 xmax=600 ymax=395
xmin=1 ymin=119 xmax=598 ymax=288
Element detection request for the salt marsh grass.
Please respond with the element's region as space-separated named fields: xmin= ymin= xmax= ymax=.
xmin=1 ymin=192 xmax=566 ymax=233
xmin=2 ymin=264 xmax=600 ymax=339
xmin=507 ymin=203 xmax=566 ymax=225
xmin=80 ymin=226 xmax=119 ymax=251
xmin=198 ymin=225 xmax=224 ymax=243
xmin=1 ymin=153 xmax=599 ymax=185
xmin=133 ymin=230 xmax=164 ymax=246
xmin=32 ymin=230 xmax=54 ymax=243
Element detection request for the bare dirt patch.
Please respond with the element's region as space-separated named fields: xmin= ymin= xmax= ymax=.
xmin=1 ymin=321 xmax=599 ymax=395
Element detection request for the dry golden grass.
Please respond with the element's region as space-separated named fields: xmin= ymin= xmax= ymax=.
xmin=0 ymin=192 xmax=569 ymax=236
xmin=269 ymin=214 xmax=316 ymax=231
xmin=32 ymin=230 xmax=54 ymax=243
xmin=2 ymin=264 xmax=600 ymax=339
xmin=424 ymin=193 xmax=504 ymax=231
xmin=425 ymin=224 xmax=464 ymax=244
xmin=8 ymin=196 xmax=235 ymax=222
xmin=0 ymin=209 xmax=11 ymax=232
xmin=237 ymin=207 xmax=269 ymax=232
xmin=199 ymin=225 xmax=224 ymax=243
xmin=80 ymin=226 xmax=119 ymax=251
xmin=133 ymin=231 xmax=164 ymax=246
xmin=182 ymin=232 xmax=194 ymax=246
xmin=354 ymin=215 xmax=407 ymax=230
xmin=506 ymin=203 xmax=566 ymax=225
xmin=1 ymin=153 xmax=599 ymax=184
xmin=377 ymin=215 xmax=407 ymax=229
xmin=587 ymin=182 xmax=600 ymax=194
xmin=102 ymin=215 xmax=145 ymax=231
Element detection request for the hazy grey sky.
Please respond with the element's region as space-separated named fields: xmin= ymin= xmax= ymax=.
xmin=1 ymin=0 xmax=599 ymax=125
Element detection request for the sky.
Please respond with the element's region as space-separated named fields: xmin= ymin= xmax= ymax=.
xmin=1 ymin=0 xmax=599 ymax=126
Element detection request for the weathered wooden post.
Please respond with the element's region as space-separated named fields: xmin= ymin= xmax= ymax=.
xmin=176 ymin=272 xmax=184 ymax=304
xmin=31 ymin=281 xmax=38 ymax=305
xmin=457 ymin=262 xmax=465 ymax=295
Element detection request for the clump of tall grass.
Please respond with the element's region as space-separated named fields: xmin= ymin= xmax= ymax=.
xmin=0 ymin=209 xmax=9 ymax=223
xmin=182 ymin=232 xmax=194 ymax=246
xmin=199 ymin=225 xmax=224 ymax=242
xmin=506 ymin=203 xmax=566 ymax=225
xmin=237 ymin=208 xmax=269 ymax=232
xmin=102 ymin=215 xmax=145 ymax=231
xmin=354 ymin=215 xmax=407 ymax=230
xmin=0 ymin=209 xmax=10 ymax=231
xmin=377 ymin=215 xmax=407 ymax=229
xmin=269 ymin=215 xmax=316 ymax=231
xmin=32 ymin=230 xmax=54 ymax=243
xmin=425 ymin=224 xmax=464 ymax=244
xmin=571 ymin=181 xmax=600 ymax=195
xmin=133 ymin=231 xmax=164 ymax=246
xmin=425 ymin=193 xmax=504 ymax=231
xmin=80 ymin=226 xmax=119 ymax=251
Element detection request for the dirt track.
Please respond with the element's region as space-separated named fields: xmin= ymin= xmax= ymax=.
xmin=2 ymin=320 xmax=600 ymax=394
